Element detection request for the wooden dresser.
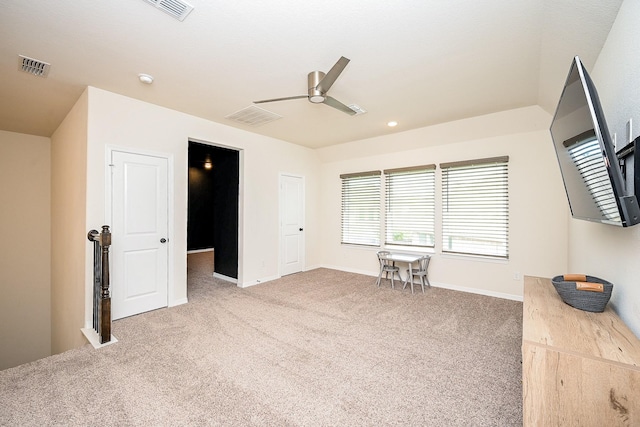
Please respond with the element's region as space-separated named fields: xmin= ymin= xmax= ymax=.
xmin=522 ymin=276 xmax=640 ymax=426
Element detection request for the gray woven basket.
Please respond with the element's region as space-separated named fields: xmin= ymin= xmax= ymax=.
xmin=551 ymin=275 xmax=613 ymax=313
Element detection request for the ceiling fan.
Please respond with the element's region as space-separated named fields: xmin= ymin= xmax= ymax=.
xmin=254 ymin=56 xmax=356 ymax=115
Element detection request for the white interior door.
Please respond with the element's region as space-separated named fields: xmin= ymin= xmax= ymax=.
xmin=280 ymin=174 xmax=304 ymax=276
xmin=111 ymin=151 xmax=168 ymax=320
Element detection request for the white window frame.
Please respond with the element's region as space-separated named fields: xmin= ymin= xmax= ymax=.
xmin=440 ymin=156 xmax=509 ymax=259
xmin=340 ymin=170 xmax=382 ymax=247
xmin=384 ymin=165 xmax=436 ymax=249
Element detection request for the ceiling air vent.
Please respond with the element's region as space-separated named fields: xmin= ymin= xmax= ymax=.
xmin=226 ymin=105 xmax=282 ymax=127
xmin=143 ymin=0 xmax=194 ymax=21
xmin=18 ymin=55 xmax=50 ymax=78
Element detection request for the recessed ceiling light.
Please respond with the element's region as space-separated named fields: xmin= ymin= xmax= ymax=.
xmin=138 ymin=73 xmax=154 ymax=84
xmin=387 ymin=121 xmax=398 ymax=127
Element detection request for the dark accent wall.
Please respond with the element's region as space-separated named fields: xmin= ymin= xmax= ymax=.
xmin=188 ymin=141 xmax=239 ymax=279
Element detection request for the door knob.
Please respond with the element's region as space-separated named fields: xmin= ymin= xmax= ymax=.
xmin=299 ymin=228 xmax=304 ymax=231
xmin=160 ymin=238 xmax=167 ymax=243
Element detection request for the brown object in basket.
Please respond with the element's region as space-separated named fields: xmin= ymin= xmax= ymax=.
xmin=576 ymin=281 xmax=604 ymax=292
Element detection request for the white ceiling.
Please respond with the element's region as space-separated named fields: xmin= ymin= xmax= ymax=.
xmin=0 ymin=0 xmax=623 ymax=149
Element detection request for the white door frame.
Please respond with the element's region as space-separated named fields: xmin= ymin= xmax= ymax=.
xmin=187 ymin=138 xmax=244 ymax=287
xmin=104 ymin=145 xmax=175 ymax=310
xmin=279 ymin=172 xmax=305 ymax=276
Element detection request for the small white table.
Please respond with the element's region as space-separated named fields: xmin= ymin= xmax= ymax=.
xmin=379 ymin=252 xmax=423 ymax=292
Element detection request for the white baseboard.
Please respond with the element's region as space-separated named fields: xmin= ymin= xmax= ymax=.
xmin=213 ymin=272 xmax=238 ymax=284
xmin=187 ymin=248 xmax=214 ymax=254
xmin=430 ymin=281 xmax=523 ymax=302
xmin=319 ymin=264 xmax=522 ymax=301
xmin=170 ymin=298 xmax=189 ymax=307
xmin=321 ymin=264 xmax=378 ymax=278
xmin=240 ymin=274 xmax=280 ymax=288
xmin=81 ymin=328 xmax=118 ymax=349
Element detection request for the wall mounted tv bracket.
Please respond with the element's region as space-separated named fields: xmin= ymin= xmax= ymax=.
xmin=617 ymin=135 xmax=640 ymax=210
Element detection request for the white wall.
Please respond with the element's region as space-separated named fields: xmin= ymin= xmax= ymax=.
xmin=0 ymin=130 xmax=51 ymax=370
xmin=318 ymin=106 xmax=568 ymax=300
xmin=568 ymin=0 xmax=640 ymax=338
xmin=84 ymin=87 xmax=321 ymax=327
xmin=51 ymin=89 xmax=89 ymax=354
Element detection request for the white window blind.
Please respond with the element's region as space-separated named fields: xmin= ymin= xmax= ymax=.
xmin=441 ymin=157 xmax=509 ymax=258
xmin=384 ymin=165 xmax=435 ymax=248
xmin=341 ymin=171 xmax=381 ymax=246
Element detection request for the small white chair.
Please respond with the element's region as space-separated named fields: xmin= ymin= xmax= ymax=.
xmin=376 ymin=251 xmax=401 ymax=289
xmin=404 ymin=255 xmax=431 ymax=293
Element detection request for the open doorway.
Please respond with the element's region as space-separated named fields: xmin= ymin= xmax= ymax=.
xmin=187 ymin=141 xmax=239 ymax=282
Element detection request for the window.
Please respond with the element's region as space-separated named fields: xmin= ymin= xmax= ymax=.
xmin=441 ymin=157 xmax=509 ymax=258
xmin=384 ymin=165 xmax=435 ymax=248
xmin=340 ymin=171 xmax=381 ymax=246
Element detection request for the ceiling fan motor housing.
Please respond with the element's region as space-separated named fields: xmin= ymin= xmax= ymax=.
xmin=253 ymin=56 xmax=354 ymax=115
xmin=308 ymin=71 xmax=325 ymax=103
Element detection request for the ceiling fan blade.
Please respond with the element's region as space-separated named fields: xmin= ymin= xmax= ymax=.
xmin=323 ymin=96 xmax=356 ymax=115
xmin=316 ymin=56 xmax=350 ymax=93
xmin=254 ymin=95 xmax=307 ymax=104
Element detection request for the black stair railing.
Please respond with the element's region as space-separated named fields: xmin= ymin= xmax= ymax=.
xmin=87 ymin=225 xmax=112 ymax=344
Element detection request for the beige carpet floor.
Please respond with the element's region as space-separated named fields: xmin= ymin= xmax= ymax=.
xmin=0 ymin=252 xmax=523 ymax=426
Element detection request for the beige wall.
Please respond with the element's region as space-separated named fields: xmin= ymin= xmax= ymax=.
xmin=51 ymin=89 xmax=89 ymax=354
xmin=318 ymin=106 xmax=569 ymax=299
xmin=568 ymin=0 xmax=640 ymax=338
xmin=5 ymin=4 xmax=638 ymax=366
xmin=83 ymin=87 xmax=321 ymax=327
xmin=0 ymin=130 xmax=52 ymax=370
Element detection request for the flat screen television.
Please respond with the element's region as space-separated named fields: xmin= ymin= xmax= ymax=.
xmin=550 ymin=56 xmax=640 ymax=227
